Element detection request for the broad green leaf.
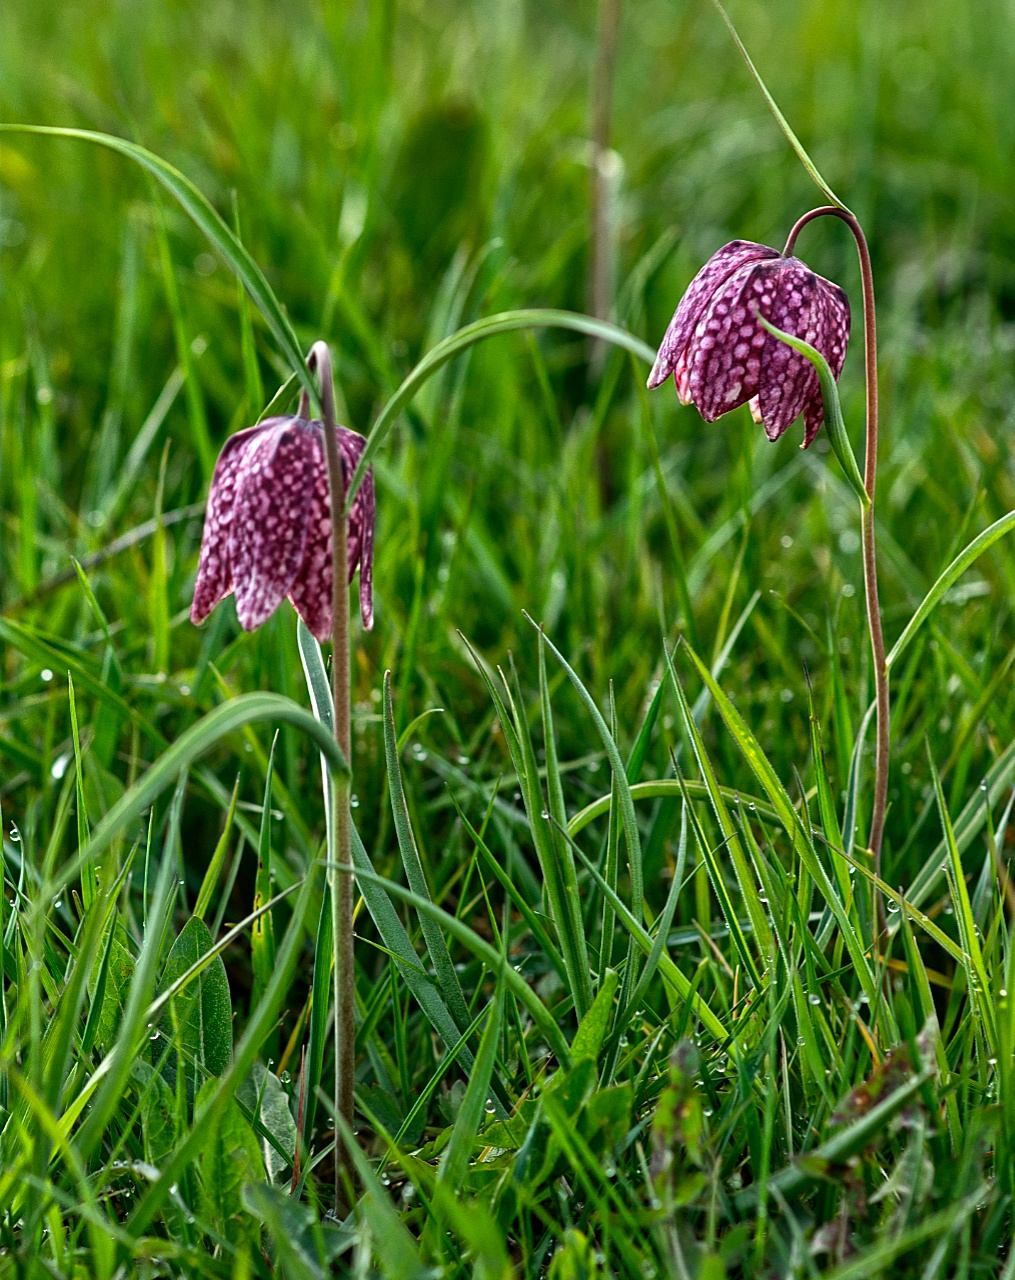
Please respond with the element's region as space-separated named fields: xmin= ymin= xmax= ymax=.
xmin=571 ymin=968 xmax=618 ymax=1063
xmin=153 ymin=916 xmax=233 ymax=1106
xmin=333 ymin=1113 xmax=432 ymax=1280
xmin=128 ymin=835 xmax=327 ymax=1233
xmin=238 ymin=1063 xmax=296 ymax=1185
xmin=133 ymin=1061 xmax=177 ymax=1168
xmin=195 ymin=1076 xmax=263 ymax=1246
xmin=241 ymin=1182 xmax=328 ymax=1280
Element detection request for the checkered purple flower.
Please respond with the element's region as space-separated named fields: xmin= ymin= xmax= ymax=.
xmin=648 ymin=240 xmax=850 ymax=447
xmin=190 ymin=415 xmax=374 ymax=641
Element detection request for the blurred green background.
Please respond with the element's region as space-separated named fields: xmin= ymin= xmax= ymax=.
xmin=2 ymin=0 xmax=1015 ymax=900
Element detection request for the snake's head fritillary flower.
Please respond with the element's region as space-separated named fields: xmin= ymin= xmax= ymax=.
xmin=648 ymin=239 xmax=850 ymax=447
xmin=190 ymin=415 xmax=374 ymax=641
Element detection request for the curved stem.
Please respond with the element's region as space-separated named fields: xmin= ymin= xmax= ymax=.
xmin=306 ymin=340 xmax=354 ymax=1213
xmin=785 ymin=208 xmax=889 ymax=894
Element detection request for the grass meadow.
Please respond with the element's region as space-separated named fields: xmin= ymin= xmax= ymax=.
xmin=2 ymin=0 xmax=1015 ymax=1275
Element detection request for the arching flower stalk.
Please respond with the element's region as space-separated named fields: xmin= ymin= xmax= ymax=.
xmin=650 ymin=212 xmax=889 ymax=905
xmin=191 ymin=340 xmax=371 ymax=1208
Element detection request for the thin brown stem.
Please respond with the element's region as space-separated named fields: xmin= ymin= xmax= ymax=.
xmin=588 ymin=0 xmax=621 ymax=369
xmin=306 ymin=340 xmax=355 ymax=1214
xmin=784 ymin=207 xmax=889 ymax=898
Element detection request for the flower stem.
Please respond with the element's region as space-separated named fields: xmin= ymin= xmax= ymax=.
xmin=305 ymin=341 xmax=355 ymax=1213
xmin=784 ymin=208 xmax=889 ymax=905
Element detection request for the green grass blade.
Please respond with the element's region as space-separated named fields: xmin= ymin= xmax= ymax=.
xmin=128 ymin=851 xmax=326 ymax=1234
xmin=537 ymin=632 xmax=593 ymax=1018
xmin=67 ymin=674 xmax=93 ymax=909
xmin=348 ymin=865 xmax=572 ymax=1067
xmin=527 ymin=618 xmax=644 ymax=922
xmin=347 ymin=309 xmax=656 ymax=508
xmin=706 ymin=0 xmax=847 ymax=209
xmin=51 ymin=693 xmax=347 ymax=901
xmin=193 ymin=775 xmax=239 ymax=923
xmin=665 ymin=644 xmax=773 ymax=969
xmin=681 ymin=641 xmax=883 ymax=1012
xmin=383 ymin=671 xmax=470 ymax=1032
xmin=0 ymin=125 xmax=318 ymax=410
xmin=251 ymin=733 xmax=278 ymax=1013
xmin=565 ymin=837 xmax=728 ymax=1043
xmin=887 ymin=510 xmax=1015 ymax=670
xmin=437 ymin=976 xmax=503 ymax=1189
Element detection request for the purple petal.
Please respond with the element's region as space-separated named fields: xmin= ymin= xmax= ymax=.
xmin=799 ymin=276 xmax=852 ymax=447
xmin=647 ymin=241 xmax=778 ymax=390
xmin=684 ymin=260 xmax=769 ymax=420
xmin=287 ymin=436 xmax=333 ymax=642
xmin=814 ymin=275 xmax=851 ymax=380
xmin=755 ymin=260 xmax=851 ymax=442
xmin=287 ymin=425 xmax=376 ymax=638
xmin=230 ymin=423 xmax=318 ymax=632
xmin=190 ymin=425 xmax=263 ymax=626
xmin=354 ymin=465 xmax=375 ymax=631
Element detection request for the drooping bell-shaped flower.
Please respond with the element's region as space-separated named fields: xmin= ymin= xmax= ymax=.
xmin=648 ymin=239 xmax=850 ymax=447
xmin=190 ymin=415 xmax=374 ymax=641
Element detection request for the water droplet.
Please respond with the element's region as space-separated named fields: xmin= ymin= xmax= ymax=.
xmin=859 ymin=993 xmax=870 ymax=1004
xmin=40 ymin=668 xmax=53 ymax=683
xmin=53 ymin=900 xmax=62 ymax=910
xmin=540 ymin=809 xmax=550 ymax=820
xmin=1001 ymin=990 xmax=1008 ymax=998
xmin=150 ymin=1030 xmax=160 ymax=1040
xmin=9 ymin=825 xmax=20 ymax=843
xmin=981 ymin=780 xmax=989 ymax=792
xmin=887 ymin=900 xmax=900 ymax=914
xmin=350 ymin=794 xmax=360 ymax=808
xmin=179 ymin=879 xmax=185 ymax=886
xmin=988 ymin=1058 xmax=997 ymax=1065
xmin=281 ymin=1071 xmax=291 ymax=1085
xmin=808 ymin=993 xmax=820 ymax=1006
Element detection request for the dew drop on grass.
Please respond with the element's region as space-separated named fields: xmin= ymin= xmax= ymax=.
xmin=9 ymin=825 xmax=20 ymax=843
xmin=40 ymin=668 xmax=53 ymax=683
xmin=350 ymin=794 xmax=360 ymax=808
xmin=808 ymin=993 xmax=820 ymax=1005
xmin=888 ymin=900 xmax=900 ymax=913
xmin=540 ymin=810 xmax=549 ymax=820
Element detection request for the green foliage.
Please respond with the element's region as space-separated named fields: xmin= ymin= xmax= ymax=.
xmin=3 ymin=0 xmax=1015 ymax=1275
